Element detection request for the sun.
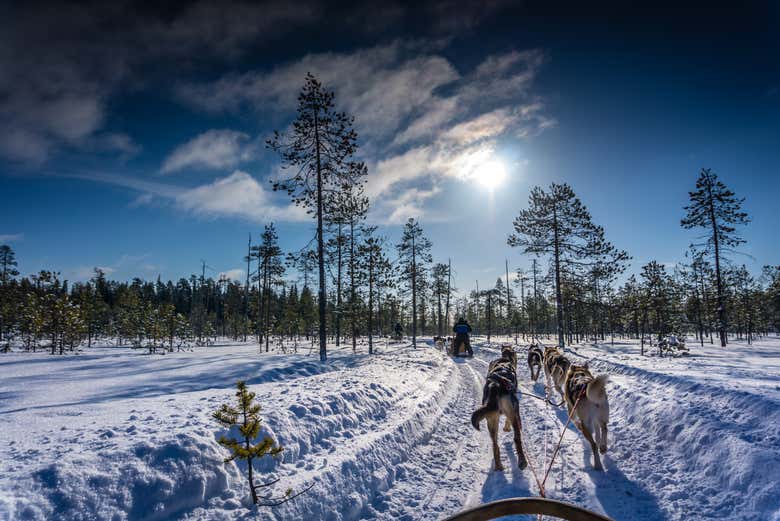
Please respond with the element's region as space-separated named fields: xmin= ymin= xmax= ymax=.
xmin=473 ymin=159 xmax=507 ymax=190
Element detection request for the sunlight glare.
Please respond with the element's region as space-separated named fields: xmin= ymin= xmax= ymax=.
xmin=474 ymin=159 xmax=507 ymax=190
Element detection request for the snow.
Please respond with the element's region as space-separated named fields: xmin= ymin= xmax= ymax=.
xmin=1 ymin=336 xmax=779 ymax=521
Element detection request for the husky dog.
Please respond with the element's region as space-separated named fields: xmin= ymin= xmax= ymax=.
xmin=527 ymin=344 xmax=544 ymax=381
xmin=563 ymin=363 xmax=610 ymax=471
xmin=500 ymin=344 xmax=518 ymax=371
xmin=433 ymin=336 xmax=446 ymax=350
xmin=499 ymin=344 xmax=518 ymax=432
xmin=543 ymin=346 xmax=571 ymax=397
xmin=471 ymin=346 xmax=527 ymax=471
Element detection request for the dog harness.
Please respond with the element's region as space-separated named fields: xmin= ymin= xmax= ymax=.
xmin=488 ymin=363 xmax=517 ymax=391
xmin=567 ymin=372 xmax=590 ymax=402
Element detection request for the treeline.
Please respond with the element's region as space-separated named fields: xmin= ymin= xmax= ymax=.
xmin=453 ymin=257 xmax=780 ymax=351
xmin=0 ymin=215 xmax=453 ymax=354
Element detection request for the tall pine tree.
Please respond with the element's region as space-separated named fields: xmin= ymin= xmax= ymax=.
xmin=681 ymin=168 xmax=749 ymax=346
xmin=508 ymin=183 xmax=628 ymax=348
xmin=268 ymin=74 xmax=366 ymax=362
xmin=396 ymin=218 xmax=432 ymax=348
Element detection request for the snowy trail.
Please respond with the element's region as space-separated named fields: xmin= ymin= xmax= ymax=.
xmin=362 ymin=354 xmax=491 ymax=520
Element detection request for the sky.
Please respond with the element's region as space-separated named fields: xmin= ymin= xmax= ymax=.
xmin=1 ymin=1 xmax=778 ymax=293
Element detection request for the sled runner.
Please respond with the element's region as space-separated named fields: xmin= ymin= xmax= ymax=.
xmin=443 ymin=497 xmax=614 ymax=521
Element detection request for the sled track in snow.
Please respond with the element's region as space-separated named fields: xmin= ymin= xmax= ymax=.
xmin=365 ymin=356 xmax=491 ymax=520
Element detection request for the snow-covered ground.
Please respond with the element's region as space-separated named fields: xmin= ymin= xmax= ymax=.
xmin=1 ymin=336 xmax=779 ymax=521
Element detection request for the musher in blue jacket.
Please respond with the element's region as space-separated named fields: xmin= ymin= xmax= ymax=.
xmin=452 ymin=317 xmax=473 ymax=357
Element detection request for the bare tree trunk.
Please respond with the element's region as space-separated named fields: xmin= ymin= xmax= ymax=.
xmin=705 ymin=178 xmax=727 ymax=347
xmin=350 ymin=221 xmax=356 ymax=352
xmin=552 ymin=207 xmax=565 ymax=348
xmin=336 ymin=223 xmax=343 ymax=347
xmin=445 ymin=258 xmax=452 ymax=330
xmin=368 ymin=253 xmax=374 ymax=354
xmin=314 ymin=109 xmax=327 ymax=362
xmin=244 ymin=233 xmax=251 ymax=342
xmin=411 ymin=234 xmax=417 ymax=348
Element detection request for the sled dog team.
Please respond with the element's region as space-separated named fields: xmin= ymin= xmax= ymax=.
xmin=472 ymin=343 xmax=610 ymax=472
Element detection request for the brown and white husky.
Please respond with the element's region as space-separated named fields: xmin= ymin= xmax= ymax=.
xmin=563 ymin=363 xmax=610 ymax=471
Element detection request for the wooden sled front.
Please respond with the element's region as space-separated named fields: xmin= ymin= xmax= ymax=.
xmin=443 ymin=497 xmax=614 ymax=521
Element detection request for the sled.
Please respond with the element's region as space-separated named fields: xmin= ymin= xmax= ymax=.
xmin=443 ymin=497 xmax=614 ymax=521
xmin=450 ymin=337 xmax=470 ymax=357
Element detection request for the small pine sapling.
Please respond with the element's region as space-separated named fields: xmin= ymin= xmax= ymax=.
xmin=213 ymin=381 xmax=302 ymax=506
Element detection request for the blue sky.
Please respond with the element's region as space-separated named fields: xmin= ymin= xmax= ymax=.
xmin=1 ymin=2 xmax=778 ymax=292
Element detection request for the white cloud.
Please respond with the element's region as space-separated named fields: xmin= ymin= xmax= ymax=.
xmin=441 ymin=108 xmax=517 ymax=146
xmin=367 ymin=146 xmax=436 ymax=199
xmin=177 ymin=41 xmax=459 ymax=142
xmin=66 ymin=169 xmax=305 ymax=224
xmin=67 ymin=254 xmax=155 ymax=282
xmin=161 ymin=129 xmax=255 ymax=173
xmin=219 ymin=268 xmax=245 ymax=281
xmin=384 ymin=186 xmax=442 ymax=224
xmin=391 ymin=97 xmax=459 ymax=146
xmin=175 ymin=170 xmax=307 ymax=222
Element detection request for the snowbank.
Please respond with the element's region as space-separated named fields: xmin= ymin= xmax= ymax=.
xmin=568 ymin=338 xmax=780 ymax=520
xmin=0 ymin=343 xmax=462 ymax=521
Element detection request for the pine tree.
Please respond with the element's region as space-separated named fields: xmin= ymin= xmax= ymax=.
xmin=681 ymin=168 xmax=750 ymax=346
xmin=763 ymin=266 xmax=780 ymax=333
xmin=0 ymin=245 xmax=20 ymax=343
xmin=0 ymin=245 xmax=19 ymax=285
xmin=431 ymin=263 xmax=450 ymax=337
xmin=640 ymin=261 xmax=680 ymax=353
xmin=325 ymin=185 xmax=369 ymax=351
xmin=252 ymin=224 xmax=285 ymax=352
xmin=268 ymin=73 xmax=367 ymax=362
xmin=213 ymin=381 xmax=287 ymax=506
xmin=513 ymin=268 xmax=529 ymax=340
xmin=508 ymin=183 xmax=628 ymax=348
xmin=325 ymin=222 xmax=347 ymax=346
xmin=681 ymin=248 xmax=714 ymax=346
xmin=396 ymin=218 xmax=432 ymax=348
xmin=730 ymin=265 xmax=758 ymax=344
xmin=357 ymin=226 xmax=389 ymax=354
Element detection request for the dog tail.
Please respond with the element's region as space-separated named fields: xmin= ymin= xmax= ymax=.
xmin=471 ymin=382 xmax=499 ymax=430
xmin=586 ymin=374 xmax=609 ymax=403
